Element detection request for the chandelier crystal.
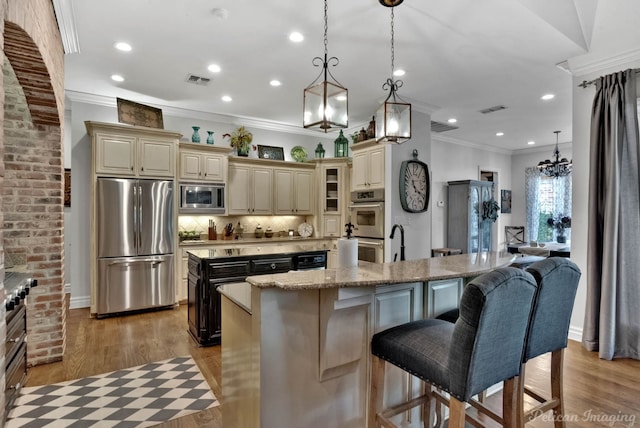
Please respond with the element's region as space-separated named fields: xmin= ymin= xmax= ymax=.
xmin=303 ymin=0 xmax=348 ymax=132
xmin=537 ymin=130 xmax=572 ymax=178
xmin=375 ymin=4 xmax=411 ymax=144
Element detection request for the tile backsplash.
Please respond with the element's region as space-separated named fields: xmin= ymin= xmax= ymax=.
xmin=178 ymin=215 xmax=312 ymax=237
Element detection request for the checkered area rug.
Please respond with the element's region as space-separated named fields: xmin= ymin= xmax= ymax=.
xmin=6 ymin=356 xmax=219 ymax=428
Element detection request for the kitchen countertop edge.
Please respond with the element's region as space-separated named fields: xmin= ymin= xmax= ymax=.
xmin=246 ymin=252 xmax=516 ymax=290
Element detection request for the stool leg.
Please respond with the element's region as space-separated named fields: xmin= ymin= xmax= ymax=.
xmin=422 ymin=384 xmax=435 ymax=428
xmin=551 ymin=349 xmax=566 ymax=428
xmin=516 ymin=364 xmax=526 ymax=428
xmin=448 ymin=397 xmax=466 ymax=428
xmin=503 ymin=377 xmax=518 ymax=427
xmin=369 ymin=355 xmax=386 ymax=428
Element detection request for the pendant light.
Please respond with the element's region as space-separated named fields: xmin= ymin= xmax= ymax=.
xmin=375 ymin=2 xmax=411 ymax=144
xmin=303 ymin=0 xmax=348 ymax=132
xmin=537 ymin=130 xmax=572 ymax=178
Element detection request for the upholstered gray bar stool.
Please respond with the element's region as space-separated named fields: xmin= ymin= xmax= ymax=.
xmin=369 ymin=267 xmax=538 ymax=428
xmin=517 ymin=257 xmax=580 ymax=427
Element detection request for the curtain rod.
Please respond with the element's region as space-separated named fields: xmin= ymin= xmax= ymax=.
xmin=578 ymin=69 xmax=640 ymax=88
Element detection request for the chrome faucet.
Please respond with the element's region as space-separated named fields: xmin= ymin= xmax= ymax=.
xmin=390 ymin=224 xmax=405 ymax=261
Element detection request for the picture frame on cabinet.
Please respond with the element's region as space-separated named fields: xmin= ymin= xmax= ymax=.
xmin=64 ymin=168 xmax=71 ymax=207
xmin=116 ymin=97 xmax=164 ymax=129
xmin=257 ymin=145 xmax=284 ymax=160
xmin=500 ymin=189 xmax=512 ymax=213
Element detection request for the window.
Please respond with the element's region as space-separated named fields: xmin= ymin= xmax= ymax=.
xmin=525 ymin=168 xmax=572 ymax=243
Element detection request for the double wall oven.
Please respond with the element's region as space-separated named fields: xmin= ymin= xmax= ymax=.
xmin=349 ymin=189 xmax=385 ymax=263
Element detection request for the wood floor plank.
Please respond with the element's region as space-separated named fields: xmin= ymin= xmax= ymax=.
xmin=24 ymin=303 xmax=640 ymax=428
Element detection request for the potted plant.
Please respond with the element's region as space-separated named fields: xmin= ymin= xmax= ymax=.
xmin=547 ymin=214 xmax=571 ymax=243
xmin=223 ymin=126 xmax=253 ymax=156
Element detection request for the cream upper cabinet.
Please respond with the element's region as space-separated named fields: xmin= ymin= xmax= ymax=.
xmin=315 ymin=158 xmax=350 ymax=238
xmin=87 ymin=121 xmax=181 ymax=179
xmin=228 ymin=162 xmax=273 ymax=215
xmin=178 ymin=143 xmax=230 ymax=183
xmin=351 ymin=142 xmax=385 ymax=191
xmin=274 ymin=168 xmax=314 ymax=215
xmin=138 ymin=138 xmax=175 ymax=177
xmin=179 ymin=150 xmax=226 ymax=182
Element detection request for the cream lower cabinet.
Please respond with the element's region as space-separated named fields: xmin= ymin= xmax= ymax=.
xmin=373 ymin=282 xmax=424 ymax=427
xmin=424 ymin=278 xmax=463 ymax=319
xmin=274 ymin=168 xmax=314 ymax=215
xmin=228 ymin=163 xmax=273 ymax=214
xmin=351 ymin=142 xmax=384 ymax=191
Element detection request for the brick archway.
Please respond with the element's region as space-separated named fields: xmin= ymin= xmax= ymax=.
xmin=3 ymin=21 xmax=59 ymax=127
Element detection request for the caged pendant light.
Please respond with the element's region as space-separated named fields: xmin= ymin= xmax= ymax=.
xmin=303 ymin=0 xmax=348 ymax=132
xmin=537 ymin=130 xmax=572 ymax=178
xmin=375 ymin=1 xmax=411 ymax=144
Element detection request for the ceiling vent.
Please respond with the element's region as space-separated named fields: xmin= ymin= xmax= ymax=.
xmin=479 ymin=105 xmax=507 ymax=114
xmin=431 ymin=121 xmax=459 ymax=133
xmin=185 ymin=74 xmax=211 ymax=86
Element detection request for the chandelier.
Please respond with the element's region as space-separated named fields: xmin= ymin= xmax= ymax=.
xmin=375 ymin=0 xmax=411 ymax=144
xmin=537 ymin=130 xmax=572 ymax=178
xmin=303 ymin=0 xmax=348 ymax=132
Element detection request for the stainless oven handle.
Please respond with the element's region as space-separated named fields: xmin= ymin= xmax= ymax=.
xmin=349 ymin=203 xmax=384 ymax=209
xmin=357 ymin=240 xmax=384 ymax=248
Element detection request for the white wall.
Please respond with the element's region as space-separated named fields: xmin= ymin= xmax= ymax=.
xmin=66 ymin=98 xmax=338 ymax=309
xmin=386 ymin=110 xmax=432 ymax=261
xmin=430 ymin=137 xmax=512 ymax=251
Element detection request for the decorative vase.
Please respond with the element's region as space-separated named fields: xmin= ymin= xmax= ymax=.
xmin=191 ymin=126 xmax=201 ymax=143
xmin=557 ymin=234 xmax=567 ymax=244
xmin=206 ymin=131 xmax=214 ymax=145
xmin=237 ymin=145 xmax=249 ymax=157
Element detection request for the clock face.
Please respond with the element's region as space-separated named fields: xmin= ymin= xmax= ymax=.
xmin=298 ymin=222 xmax=313 ymax=238
xmin=400 ymin=160 xmax=430 ymax=213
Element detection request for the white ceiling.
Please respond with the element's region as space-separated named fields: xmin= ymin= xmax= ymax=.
xmin=63 ymin=0 xmax=640 ymax=151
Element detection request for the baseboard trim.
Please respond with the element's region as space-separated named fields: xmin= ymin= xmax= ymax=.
xmin=568 ymin=325 xmax=583 ymax=342
xmin=69 ymin=294 xmax=90 ymax=309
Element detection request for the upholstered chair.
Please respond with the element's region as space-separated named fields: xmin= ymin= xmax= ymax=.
xmin=369 ymin=267 xmax=538 ymax=428
xmin=517 ymin=257 xmax=581 ymax=427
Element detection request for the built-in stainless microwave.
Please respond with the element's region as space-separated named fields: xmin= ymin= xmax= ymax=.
xmin=179 ymin=183 xmax=225 ymax=214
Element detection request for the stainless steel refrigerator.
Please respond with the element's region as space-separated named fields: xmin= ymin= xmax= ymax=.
xmin=96 ymin=178 xmax=175 ymax=317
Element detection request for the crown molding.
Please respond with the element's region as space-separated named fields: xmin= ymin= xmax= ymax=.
xmin=511 ymin=141 xmax=573 ymax=156
xmin=431 ymin=134 xmax=513 ymax=156
xmin=65 ymin=90 xmax=341 ymax=137
xmin=568 ymin=48 xmax=640 ymax=77
xmin=52 ymin=0 xmax=80 ymax=54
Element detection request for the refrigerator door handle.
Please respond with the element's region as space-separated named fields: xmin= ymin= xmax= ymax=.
xmin=108 ymin=259 xmax=163 ymax=266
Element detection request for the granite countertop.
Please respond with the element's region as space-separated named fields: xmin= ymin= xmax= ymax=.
xmin=188 ymin=244 xmax=329 ymax=259
xmin=179 ymin=236 xmax=332 ymax=247
xmin=246 ymin=252 xmax=516 ymax=290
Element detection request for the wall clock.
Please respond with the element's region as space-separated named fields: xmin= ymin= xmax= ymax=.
xmin=399 ymin=149 xmax=430 ymax=213
xmin=298 ymin=222 xmax=313 ymax=238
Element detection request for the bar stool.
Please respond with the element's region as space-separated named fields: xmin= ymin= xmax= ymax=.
xmin=516 ymin=257 xmax=580 ymax=427
xmin=369 ymin=267 xmax=538 ymax=428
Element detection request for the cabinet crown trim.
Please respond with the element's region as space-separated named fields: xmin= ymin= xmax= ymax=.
xmin=85 ymin=120 xmax=182 ymax=139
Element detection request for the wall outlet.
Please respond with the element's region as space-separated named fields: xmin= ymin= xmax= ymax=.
xmin=437 ymin=200 xmax=445 ymax=208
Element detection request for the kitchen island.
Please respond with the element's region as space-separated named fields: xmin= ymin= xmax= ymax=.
xmin=219 ymin=252 xmax=515 ymax=428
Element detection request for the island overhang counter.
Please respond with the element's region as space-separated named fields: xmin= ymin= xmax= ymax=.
xmin=219 ymin=252 xmax=515 ymax=428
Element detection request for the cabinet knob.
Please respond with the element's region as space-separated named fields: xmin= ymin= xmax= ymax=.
xmin=131 ymin=166 xmax=134 ymax=171
xmin=270 ymin=263 xmax=276 ymax=270
xmin=141 ymin=166 xmax=144 ymax=171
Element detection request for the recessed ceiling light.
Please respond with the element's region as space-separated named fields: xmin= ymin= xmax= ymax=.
xmin=496 ymin=132 xmax=504 ymax=137
xmin=111 ymin=74 xmax=124 ymax=82
xmin=208 ymin=64 xmax=221 ymax=73
xmin=114 ymin=42 xmax=132 ymax=52
xmin=528 ymin=141 xmax=536 ymax=145
xmin=221 ymin=95 xmax=232 ymax=102
xmin=270 ymin=80 xmax=282 ymax=87
xmin=289 ymin=32 xmax=304 ymax=42
xmin=447 ymin=118 xmax=457 ymax=124
xmin=541 ymin=94 xmax=555 ymax=100
xmin=393 ymin=69 xmax=405 ymax=77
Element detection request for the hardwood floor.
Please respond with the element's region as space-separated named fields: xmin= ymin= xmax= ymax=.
xmin=26 ymin=304 xmax=640 ymax=427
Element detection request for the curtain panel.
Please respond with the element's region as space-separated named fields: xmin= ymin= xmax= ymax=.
xmin=583 ymin=69 xmax=640 ymax=360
